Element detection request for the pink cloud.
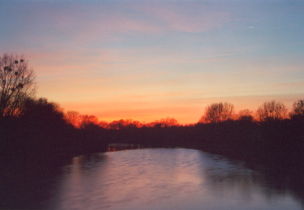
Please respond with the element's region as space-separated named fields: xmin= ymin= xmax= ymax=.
xmin=132 ymin=3 xmax=232 ymax=33
xmin=38 ymin=3 xmax=233 ymax=45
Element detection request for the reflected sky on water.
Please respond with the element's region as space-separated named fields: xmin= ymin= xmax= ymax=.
xmin=0 ymin=148 xmax=303 ymax=210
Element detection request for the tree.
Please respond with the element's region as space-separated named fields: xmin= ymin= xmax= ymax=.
xmin=200 ymin=102 xmax=234 ymax=123
xmin=108 ymin=119 xmax=142 ymax=129
xmin=80 ymin=114 xmax=99 ymax=128
xmin=238 ymin=109 xmax=254 ymax=121
xmin=0 ymin=54 xmax=35 ymax=117
xmin=149 ymin=118 xmax=179 ymax=128
xmin=256 ymin=100 xmax=287 ymax=121
xmin=65 ymin=111 xmax=81 ymax=127
xmin=21 ymin=98 xmax=64 ymax=121
xmin=290 ymin=99 xmax=304 ymax=119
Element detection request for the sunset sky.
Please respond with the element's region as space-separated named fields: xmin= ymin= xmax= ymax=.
xmin=1 ymin=0 xmax=304 ymax=123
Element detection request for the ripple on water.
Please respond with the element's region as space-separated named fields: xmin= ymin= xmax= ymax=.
xmin=1 ymin=148 xmax=303 ymax=210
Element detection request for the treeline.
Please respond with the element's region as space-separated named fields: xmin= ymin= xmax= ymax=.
xmin=1 ymin=54 xmax=304 ymax=170
xmin=98 ymin=100 xmax=304 ymax=165
xmin=2 ymin=96 xmax=303 ymax=170
xmin=65 ymin=100 xmax=303 ymax=129
xmin=0 ymin=98 xmax=111 ymax=165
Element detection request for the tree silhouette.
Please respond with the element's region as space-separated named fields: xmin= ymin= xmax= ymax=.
xmin=238 ymin=109 xmax=254 ymax=121
xmin=200 ymin=102 xmax=234 ymax=123
xmin=65 ymin=111 xmax=81 ymax=127
xmin=149 ymin=118 xmax=179 ymax=128
xmin=108 ymin=119 xmax=142 ymax=129
xmin=80 ymin=115 xmax=99 ymax=128
xmin=290 ymin=99 xmax=304 ymax=119
xmin=256 ymin=100 xmax=287 ymax=121
xmin=21 ymin=98 xmax=64 ymax=124
xmin=0 ymin=54 xmax=35 ymax=117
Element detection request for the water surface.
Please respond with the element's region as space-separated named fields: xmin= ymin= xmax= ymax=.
xmin=1 ymin=148 xmax=303 ymax=210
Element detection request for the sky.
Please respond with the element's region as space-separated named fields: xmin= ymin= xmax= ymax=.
xmin=0 ymin=0 xmax=304 ymax=123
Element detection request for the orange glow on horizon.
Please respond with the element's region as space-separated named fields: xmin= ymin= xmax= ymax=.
xmin=60 ymin=94 xmax=303 ymax=125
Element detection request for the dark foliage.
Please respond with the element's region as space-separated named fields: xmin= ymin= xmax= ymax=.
xmin=1 ymin=98 xmax=303 ymax=168
xmin=0 ymin=98 xmax=109 ymax=165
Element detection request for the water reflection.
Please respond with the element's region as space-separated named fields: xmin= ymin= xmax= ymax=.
xmin=0 ymin=149 xmax=303 ymax=210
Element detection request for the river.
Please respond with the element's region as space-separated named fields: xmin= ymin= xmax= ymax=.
xmin=1 ymin=148 xmax=303 ymax=210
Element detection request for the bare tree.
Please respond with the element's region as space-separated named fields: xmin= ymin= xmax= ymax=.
xmin=256 ymin=100 xmax=287 ymax=121
xmin=65 ymin=111 xmax=81 ymax=127
xmin=200 ymin=102 xmax=234 ymax=123
xmin=0 ymin=54 xmax=35 ymax=117
xmin=290 ymin=99 xmax=304 ymax=119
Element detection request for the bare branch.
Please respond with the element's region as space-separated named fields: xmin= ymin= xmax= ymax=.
xmin=0 ymin=54 xmax=35 ymax=117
